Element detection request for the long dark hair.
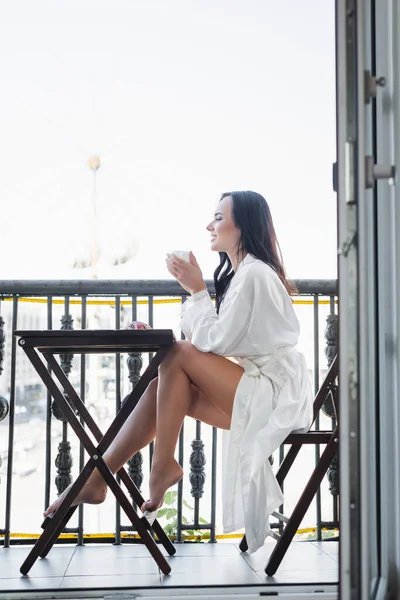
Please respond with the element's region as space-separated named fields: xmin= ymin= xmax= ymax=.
xmin=214 ymin=191 xmax=296 ymax=312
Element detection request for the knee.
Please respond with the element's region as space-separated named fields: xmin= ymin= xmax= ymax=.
xmin=147 ymin=377 xmax=158 ymax=395
xmin=159 ymin=340 xmax=195 ymax=371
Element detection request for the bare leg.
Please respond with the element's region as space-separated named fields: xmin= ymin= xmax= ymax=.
xmin=43 ymin=359 xmax=233 ymax=517
xmin=142 ymin=341 xmax=244 ymax=512
xmin=43 ymin=378 xmax=158 ymax=516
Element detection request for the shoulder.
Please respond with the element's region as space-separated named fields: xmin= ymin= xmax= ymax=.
xmin=238 ymin=256 xmax=280 ymax=284
xmin=238 ymin=256 xmax=290 ymax=301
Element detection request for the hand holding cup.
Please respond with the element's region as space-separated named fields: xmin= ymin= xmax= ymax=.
xmin=166 ymin=251 xmax=207 ymax=296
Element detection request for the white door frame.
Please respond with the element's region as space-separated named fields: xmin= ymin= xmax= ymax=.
xmin=337 ymin=0 xmax=399 ymax=598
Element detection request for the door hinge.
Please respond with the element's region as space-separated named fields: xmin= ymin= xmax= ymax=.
xmin=345 ymin=141 xmax=355 ymax=203
xmin=364 ymin=70 xmax=386 ymax=103
xmin=365 ymin=156 xmax=395 ymax=188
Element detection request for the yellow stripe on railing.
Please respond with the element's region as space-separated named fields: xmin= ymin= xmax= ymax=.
xmin=1 ymin=297 xmax=337 ymax=306
xmin=2 ymin=528 xmax=338 ymax=541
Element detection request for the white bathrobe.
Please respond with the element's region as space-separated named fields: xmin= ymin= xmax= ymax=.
xmin=181 ymin=253 xmax=313 ymax=553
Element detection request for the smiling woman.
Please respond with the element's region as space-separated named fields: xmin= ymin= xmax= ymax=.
xmin=44 ymin=189 xmax=313 ymax=555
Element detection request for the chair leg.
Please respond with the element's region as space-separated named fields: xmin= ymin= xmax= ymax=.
xmin=239 ymin=446 xmax=301 ymax=554
xmin=265 ymin=431 xmax=338 ymax=576
xmin=239 ymin=535 xmax=248 ymax=552
xmin=276 ymin=445 xmax=302 ymax=487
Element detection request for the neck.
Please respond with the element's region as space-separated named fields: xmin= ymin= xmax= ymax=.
xmin=228 ymin=250 xmax=248 ymax=271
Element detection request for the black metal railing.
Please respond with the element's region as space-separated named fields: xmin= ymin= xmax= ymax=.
xmin=0 ymin=278 xmax=338 ymax=547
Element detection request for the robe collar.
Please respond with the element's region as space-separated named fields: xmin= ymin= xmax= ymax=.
xmin=236 ymin=253 xmax=257 ymax=271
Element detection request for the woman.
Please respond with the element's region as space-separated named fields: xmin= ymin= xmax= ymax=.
xmin=44 ymin=190 xmax=313 ymax=553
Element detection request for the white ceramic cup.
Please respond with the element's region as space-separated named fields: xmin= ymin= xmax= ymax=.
xmin=170 ymin=250 xmax=190 ymax=262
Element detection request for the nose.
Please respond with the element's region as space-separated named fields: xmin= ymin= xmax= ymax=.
xmin=206 ymin=222 xmax=213 ymax=232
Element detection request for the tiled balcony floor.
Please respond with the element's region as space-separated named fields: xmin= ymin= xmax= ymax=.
xmin=0 ymin=539 xmax=338 ymax=598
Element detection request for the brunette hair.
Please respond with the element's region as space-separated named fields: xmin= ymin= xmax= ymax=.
xmin=214 ymin=191 xmax=297 ymax=312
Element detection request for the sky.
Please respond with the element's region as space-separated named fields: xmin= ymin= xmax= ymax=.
xmin=0 ymin=0 xmax=337 ymax=281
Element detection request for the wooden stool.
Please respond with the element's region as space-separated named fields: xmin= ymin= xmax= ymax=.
xmin=14 ymin=329 xmax=176 ymax=576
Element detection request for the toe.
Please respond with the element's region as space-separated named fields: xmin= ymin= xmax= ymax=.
xmin=141 ymin=500 xmax=151 ymax=513
xmin=43 ymin=503 xmax=57 ymax=517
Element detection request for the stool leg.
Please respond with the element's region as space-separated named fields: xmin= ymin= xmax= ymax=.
xmin=151 ymin=520 xmax=176 ymax=556
xmin=20 ymin=456 xmax=96 ymax=573
xmin=39 ymin=507 xmax=78 ymax=559
xmin=46 ymin=350 xmax=175 ymax=556
xmin=20 ymin=539 xmax=47 ymax=575
xmin=93 ymin=457 xmax=172 ymax=575
xmin=265 ymin=432 xmax=338 ymax=576
xmin=118 ymin=469 xmax=176 ymax=556
xmin=139 ymin=528 xmax=171 ymax=575
xmin=20 ymin=506 xmax=79 ymax=574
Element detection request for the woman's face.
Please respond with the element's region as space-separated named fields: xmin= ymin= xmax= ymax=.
xmin=206 ymin=195 xmax=241 ymax=254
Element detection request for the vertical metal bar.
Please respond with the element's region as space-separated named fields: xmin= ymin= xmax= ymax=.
xmin=127 ymin=294 xmax=142 ymax=510
xmin=78 ymin=296 xmax=87 ymax=546
xmin=314 ymin=295 xmax=321 ymax=394
xmin=330 ymin=295 xmax=336 ymax=315
xmin=148 ymin=296 xmax=154 ymax=328
xmin=193 ymin=420 xmax=201 ymax=525
xmin=115 ymin=296 xmax=121 ymax=545
xmin=44 ymin=296 xmax=53 ymax=511
xmin=131 ymin=295 xmax=137 ymax=322
xmin=176 ymin=295 xmax=186 ymax=542
xmin=210 ymin=426 xmax=217 ymax=543
xmin=61 ymin=296 xmax=70 ymax=495
xmin=148 ymin=296 xmax=155 ymax=466
xmin=176 ymin=424 xmax=184 ymax=543
xmin=148 ymin=295 xmax=154 ymax=363
xmin=314 ymin=295 xmax=321 ymax=540
xmin=4 ymin=297 xmax=18 ymax=547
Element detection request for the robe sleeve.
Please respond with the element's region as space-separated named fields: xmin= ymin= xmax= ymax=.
xmin=180 ymin=266 xmax=260 ymax=355
xmin=180 ymin=262 xmax=299 ymax=356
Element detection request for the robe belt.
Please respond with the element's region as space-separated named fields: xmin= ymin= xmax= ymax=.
xmin=238 ymin=346 xmax=298 ymax=379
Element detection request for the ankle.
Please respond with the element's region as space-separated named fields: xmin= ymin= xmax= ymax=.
xmin=86 ymin=470 xmax=107 ymax=490
xmin=151 ymin=456 xmax=179 ymax=471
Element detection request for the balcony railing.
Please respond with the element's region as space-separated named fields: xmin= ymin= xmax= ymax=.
xmin=0 ymin=278 xmax=338 ymax=548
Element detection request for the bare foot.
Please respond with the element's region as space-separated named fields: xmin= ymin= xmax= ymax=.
xmin=43 ymin=475 xmax=108 ymax=517
xmin=141 ymin=459 xmax=183 ymax=513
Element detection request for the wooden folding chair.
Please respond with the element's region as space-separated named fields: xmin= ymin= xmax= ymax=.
xmin=239 ymin=354 xmax=339 ymax=576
